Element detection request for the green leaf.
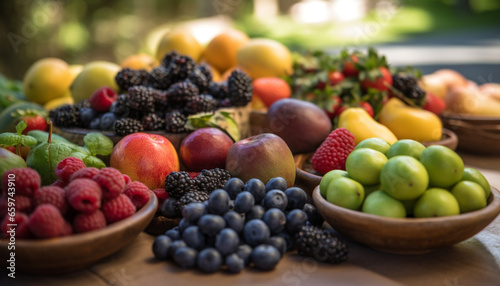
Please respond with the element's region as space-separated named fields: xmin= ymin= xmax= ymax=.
xmin=186 ymin=111 xmax=240 ymax=142
xmin=69 ymin=151 xmax=88 ymax=161
xmin=83 ymin=156 xmax=106 ymax=169
xmin=83 ymin=132 xmax=114 ymax=156
xmin=27 ymin=130 xmax=73 ymax=145
xmin=16 ymin=120 xmax=27 ymax=135
xmin=19 ymin=135 xmax=37 ymax=147
xmin=0 ymin=133 xmax=21 ymax=147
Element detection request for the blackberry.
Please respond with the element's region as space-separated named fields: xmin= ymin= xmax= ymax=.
xmin=177 ymin=190 xmax=210 ymax=211
xmin=188 ymin=68 xmax=209 ymax=93
xmin=166 ymin=81 xmax=199 ymax=105
xmin=165 ymin=110 xmax=187 ymax=133
xmin=52 ymin=105 xmax=82 ymax=128
xmin=152 ymin=89 xmax=169 ymax=112
xmin=74 ymin=99 xmax=91 ymax=109
xmin=184 ymin=94 xmax=217 ymax=115
xmin=227 ymin=69 xmax=252 ymax=107
xmin=148 ymin=66 xmax=172 ymax=90
xmin=165 ymin=55 xmax=196 ymax=82
xmin=193 ymin=168 xmax=231 ymax=193
xmin=392 ymin=74 xmax=426 ymax=106
xmin=111 ymin=94 xmax=140 ymax=119
xmin=142 ymin=112 xmax=166 ymax=131
xmin=161 ymin=51 xmax=180 ymax=67
xmin=113 ymin=118 xmax=144 ymax=136
xmin=294 ymin=225 xmax=348 ymax=264
xmin=208 ymin=81 xmax=228 ymax=101
xmin=115 ymin=68 xmax=149 ymax=91
xmin=128 ymin=86 xmax=156 ymax=114
xmin=165 ymin=171 xmax=195 ymax=200
xmin=197 ymin=63 xmax=213 ymax=83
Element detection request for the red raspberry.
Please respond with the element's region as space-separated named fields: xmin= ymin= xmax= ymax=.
xmin=1 ymin=212 xmax=31 ymax=239
xmin=102 ymin=194 xmax=135 ymax=223
xmin=73 ymin=210 xmax=106 ymax=233
xmin=28 ymin=204 xmax=65 ymax=238
xmin=88 ymin=87 xmax=118 ymax=112
xmin=152 ymin=188 xmax=168 ymax=212
xmin=66 ymin=178 xmax=102 ymax=213
xmin=70 ymin=167 xmax=99 ymax=181
xmin=33 ymin=186 xmax=68 ymax=215
xmin=51 ymin=179 xmax=68 ymax=188
xmin=311 ymin=128 xmax=355 ymax=175
xmin=123 ymin=174 xmax=131 ymax=185
xmin=55 ymin=157 xmax=86 ymax=182
xmin=2 ymin=167 xmax=41 ymax=197
xmin=123 ymin=181 xmax=151 ymax=209
xmin=93 ymin=167 xmax=125 ymax=200
xmin=14 ymin=195 xmax=32 ymax=213
xmin=61 ymin=221 xmax=73 ymax=236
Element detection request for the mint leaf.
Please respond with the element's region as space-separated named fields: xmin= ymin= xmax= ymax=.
xmin=27 ymin=130 xmax=73 ymax=145
xmin=83 ymin=132 xmax=114 ymax=156
xmin=16 ymin=120 xmax=27 ymax=135
xmin=0 ymin=133 xmax=37 ymax=147
xmin=69 ymin=151 xmax=88 ymax=161
xmin=83 ymin=155 xmax=106 ymax=169
xmin=19 ymin=135 xmax=37 ymax=147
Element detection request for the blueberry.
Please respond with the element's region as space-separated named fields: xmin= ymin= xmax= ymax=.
xmin=277 ymin=232 xmax=294 ymax=251
xmin=243 ymin=219 xmax=270 ymax=247
xmin=89 ymin=117 xmax=101 ymax=130
xmin=173 ymin=246 xmax=197 ymax=268
xmin=160 ymin=198 xmax=180 ymax=218
xmin=244 ymin=178 xmax=266 ymax=203
xmin=236 ymin=244 xmax=253 ymax=266
xmin=99 ymin=112 xmax=119 ymax=131
xmin=265 ymin=177 xmax=287 ymax=192
xmin=182 ymin=226 xmax=205 ymax=250
xmin=168 ymin=240 xmax=187 ymax=258
xmin=263 ymin=190 xmax=288 ymax=211
xmin=225 ymin=253 xmax=245 ymax=273
xmin=262 ymin=208 xmax=286 ymax=235
xmin=285 ymin=187 xmax=308 ymax=210
xmin=245 ymin=205 xmax=265 ymax=221
xmin=79 ymin=107 xmax=98 ymax=127
xmin=267 ymin=236 xmax=286 ymax=256
xmin=215 ymin=228 xmax=240 ymax=256
xmin=225 ymin=177 xmax=245 ymax=199
xmin=152 ymin=235 xmax=172 ymax=260
xmin=165 ymin=227 xmax=181 ymax=241
xmin=207 ymin=189 xmax=230 ymax=215
xmin=178 ymin=218 xmax=193 ymax=233
xmin=234 ymin=191 xmax=255 ymax=213
xmin=250 ymin=245 xmax=281 ymax=271
xmin=182 ymin=202 xmax=207 ymax=223
xmin=223 ymin=210 xmax=245 ymax=233
xmin=303 ymin=203 xmax=324 ymax=227
xmin=197 ymin=214 xmax=226 ymax=236
xmin=197 ymin=248 xmax=222 ymax=273
xmin=285 ymin=209 xmax=308 ymax=234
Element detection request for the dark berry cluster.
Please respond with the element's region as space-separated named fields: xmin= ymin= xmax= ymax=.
xmin=153 ymin=176 xmax=347 ymax=274
xmin=50 ymin=51 xmax=253 ymax=136
xmin=392 ymin=74 xmax=426 ymax=107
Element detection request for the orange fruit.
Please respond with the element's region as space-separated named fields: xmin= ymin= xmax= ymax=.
xmin=203 ymin=29 xmax=249 ymax=74
xmin=121 ymin=54 xmax=158 ymax=71
xmin=156 ymin=29 xmax=203 ymax=63
xmin=252 ymin=77 xmax=291 ymax=108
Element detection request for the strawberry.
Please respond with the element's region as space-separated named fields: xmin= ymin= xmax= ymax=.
xmin=423 ymin=92 xmax=446 ymax=115
xmin=22 ymin=114 xmax=47 ymax=134
xmin=360 ymin=67 xmax=393 ymax=92
xmin=252 ymin=77 xmax=291 ymax=108
xmin=311 ymin=128 xmax=355 ymax=174
xmin=328 ymin=71 xmax=344 ymax=86
xmin=89 ymin=87 xmax=118 ymax=112
xmin=342 ymin=54 xmax=360 ymax=78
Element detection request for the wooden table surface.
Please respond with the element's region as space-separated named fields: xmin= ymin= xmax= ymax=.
xmin=1 ymin=151 xmax=499 ymax=286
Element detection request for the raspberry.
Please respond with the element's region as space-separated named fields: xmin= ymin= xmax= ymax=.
xmin=1 ymin=212 xmax=31 ymax=239
xmin=311 ymin=128 xmax=355 ymax=175
xmin=14 ymin=195 xmax=32 ymax=213
xmin=61 ymin=221 xmax=73 ymax=236
xmin=51 ymin=179 xmax=67 ymax=188
xmin=73 ymin=210 xmax=106 ymax=233
xmin=55 ymin=157 xmax=86 ymax=182
xmin=89 ymin=87 xmax=118 ymax=112
xmin=93 ymin=167 xmax=125 ymax=200
xmin=70 ymin=167 xmax=100 ymax=181
xmin=123 ymin=181 xmax=151 ymax=209
xmin=33 ymin=186 xmax=68 ymax=215
xmin=102 ymin=194 xmax=136 ymax=223
xmin=2 ymin=167 xmax=41 ymax=197
xmin=123 ymin=174 xmax=131 ymax=185
xmin=152 ymin=188 xmax=168 ymax=212
xmin=66 ymin=178 xmax=102 ymax=213
xmin=28 ymin=204 xmax=65 ymax=238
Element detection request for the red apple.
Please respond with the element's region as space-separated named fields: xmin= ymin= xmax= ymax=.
xmin=110 ymin=133 xmax=180 ymax=189
xmin=180 ymin=128 xmax=234 ymax=172
xmin=225 ymin=133 xmax=296 ymax=187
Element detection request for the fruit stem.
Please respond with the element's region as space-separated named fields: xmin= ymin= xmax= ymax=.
xmin=48 ymin=121 xmax=52 ymax=143
xmin=15 ymin=144 xmax=20 ymax=156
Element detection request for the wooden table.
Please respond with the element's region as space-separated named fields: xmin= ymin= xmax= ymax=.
xmin=1 ymin=152 xmax=499 ymax=286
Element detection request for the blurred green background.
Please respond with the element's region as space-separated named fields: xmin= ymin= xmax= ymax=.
xmin=1 ymin=0 xmax=499 ymax=80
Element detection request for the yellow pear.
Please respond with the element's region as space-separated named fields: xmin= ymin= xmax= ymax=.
xmin=236 ymin=38 xmax=292 ymax=79
xmin=338 ymin=108 xmax=397 ymax=145
xmin=71 ymin=61 xmax=120 ymax=103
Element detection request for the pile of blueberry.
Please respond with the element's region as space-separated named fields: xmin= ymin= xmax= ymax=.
xmin=152 ymin=177 xmax=347 ymax=273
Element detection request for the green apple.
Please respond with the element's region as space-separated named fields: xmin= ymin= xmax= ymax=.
xmin=380 ymin=156 xmax=428 ymax=200
xmin=414 ymin=188 xmax=460 ymax=218
xmin=461 ymin=167 xmax=491 ymax=198
xmin=362 ymin=190 xmax=406 ymax=218
xmin=420 ymin=145 xmax=464 ymax=188
xmin=71 ymin=61 xmax=120 ymax=102
xmin=386 ymin=139 xmax=426 ymax=160
xmin=319 ymin=169 xmax=348 ymax=198
xmin=346 ymin=148 xmax=387 ymax=186
xmin=354 ymin=138 xmax=391 ymax=155
xmin=326 ymin=177 xmax=365 ymax=210
xmin=450 ymin=181 xmax=487 ymax=213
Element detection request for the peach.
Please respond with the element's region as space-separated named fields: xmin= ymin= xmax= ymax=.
xmin=110 ymin=133 xmax=180 ymax=189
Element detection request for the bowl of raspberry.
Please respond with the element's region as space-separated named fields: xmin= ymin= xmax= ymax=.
xmin=0 ymin=162 xmax=157 ymax=274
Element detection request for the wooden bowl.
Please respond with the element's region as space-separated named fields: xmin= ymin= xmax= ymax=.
xmin=312 ymin=186 xmax=500 ymax=254
xmin=441 ymin=113 xmax=500 ymax=155
xmin=0 ymin=192 xmax=157 ymax=274
xmin=294 ymin=128 xmax=459 ymax=194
